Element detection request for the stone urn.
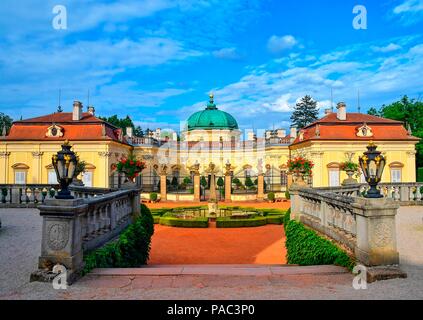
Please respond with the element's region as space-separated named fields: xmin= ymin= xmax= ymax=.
xmin=292 ymin=171 xmax=307 ymax=187
xmin=342 ymin=170 xmax=358 ymax=186
xmin=71 ymin=178 xmax=84 ymax=186
xmin=121 ymin=178 xmax=138 ymax=190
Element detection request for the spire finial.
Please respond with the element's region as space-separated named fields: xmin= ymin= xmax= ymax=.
xmin=209 ymin=93 xmax=214 ymax=103
xmin=206 ymin=93 xmax=217 ymax=109
xmin=57 ymin=89 xmax=63 ymax=113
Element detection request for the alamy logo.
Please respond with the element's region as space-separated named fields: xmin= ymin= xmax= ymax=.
xmin=353 ymin=5 xmax=367 ymax=30
xmin=352 ymin=264 xmax=367 ymax=290
xmin=52 ymin=5 xmax=67 ymax=30
xmin=52 ymin=264 xmax=68 ymax=290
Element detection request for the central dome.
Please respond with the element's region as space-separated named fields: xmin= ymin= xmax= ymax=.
xmin=187 ymin=94 xmax=239 ymax=131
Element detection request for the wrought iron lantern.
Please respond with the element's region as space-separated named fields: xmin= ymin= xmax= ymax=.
xmin=52 ymin=140 xmax=79 ymax=199
xmin=359 ymin=141 xmax=386 ymax=198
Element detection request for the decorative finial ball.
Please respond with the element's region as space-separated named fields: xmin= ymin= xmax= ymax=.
xmin=209 ymin=93 xmax=214 ymax=99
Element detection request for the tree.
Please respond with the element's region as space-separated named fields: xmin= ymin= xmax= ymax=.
xmin=368 ymin=95 xmax=423 ymax=168
xmin=99 ymin=115 xmax=136 ymax=136
xmin=290 ymin=95 xmax=319 ymax=129
xmin=217 ymin=177 xmax=224 ymax=188
xmin=0 ymin=112 xmax=13 ymax=135
xmin=367 ymin=107 xmax=380 ymax=117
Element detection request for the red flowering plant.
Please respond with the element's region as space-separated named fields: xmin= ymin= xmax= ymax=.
xmin=113 ymin=153 xmax=146 ymax=182
xmin=287 ymin=157 xmax=314 ymax=176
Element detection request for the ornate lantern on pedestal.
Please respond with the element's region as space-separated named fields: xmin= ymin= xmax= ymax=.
xmin=359 ymin=141 xmax=386 ymax=198
xmin=52 ymin=140 xmax=79 ymax=199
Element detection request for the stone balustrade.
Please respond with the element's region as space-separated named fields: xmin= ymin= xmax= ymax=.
xmin=290 ymin=184 xmax=402 ymax=267
xmin=31 ymin=187 xmax=140 ymax=283
xmin=0 ymin=184 xmax=60 ymax=207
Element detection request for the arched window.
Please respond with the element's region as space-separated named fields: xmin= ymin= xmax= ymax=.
xmin=389 ymin=162 xmax=404 ymax=183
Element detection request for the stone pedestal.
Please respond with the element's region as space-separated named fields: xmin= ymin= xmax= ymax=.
xmin=193 ymin=174 xmax=200 ymax=202
xmin=352 ymin=197 xmax=400 ymax=266
xmin=35 ymin=198 xmax=88 ymax=282
xmin=342 ymin=171 xmax=357 ymax=186
xmin=224 ymin=175 xmax=232 ymax=202
xmin=288 ymin=185 xmax=301 ymax=221
xmin=208 ymin=200 xmax=218 ymax=215
xmin=257 ymin=174 xmax=264 ymax=201
xmin=160 ymin=175 xmax=167 ymax=202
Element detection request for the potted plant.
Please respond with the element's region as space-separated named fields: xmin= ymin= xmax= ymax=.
xmin=112 ymin=153 xmax=146 ymax=188
xmin=267 ymin=192 xmax=276 ymax=203
xmin=287 ymin=157 xmax=314 ymax=185
xmin=150 ymin=192 xmax=158 ymax=203
xmin=340 ymin=161 xmax=360 ymax=185
xmin=72 ymin=160 xmax=87 ymax=186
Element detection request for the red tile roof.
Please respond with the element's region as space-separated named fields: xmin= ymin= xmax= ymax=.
xmin=292 ymin=113 xmax=419 ymax=145
xmin=4 ymin=112 xmax=129 ymax=144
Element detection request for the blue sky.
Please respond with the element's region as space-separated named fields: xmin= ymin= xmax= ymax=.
xmin=0 ymin=0 xmax=422 ymax=132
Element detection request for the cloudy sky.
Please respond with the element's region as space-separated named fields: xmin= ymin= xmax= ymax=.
xmin=0 ymin=0 xmax=422 ymax=132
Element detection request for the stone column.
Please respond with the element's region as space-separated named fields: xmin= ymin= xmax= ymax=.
xmin=192 ymin=174 xmax=200 ymax=202
xmin=352 ymin=197 xmax=400 ymax=266
xmin=160 ymin=175 xmax=167 ymax=202
xmin=257 ymin=174 xmax=264 ymax=201
xmin=225 ymin=174 xmax=232 ymax=202
xmin=32 ymin=198 xmax=88 ymax=283
xmin=289 ymin=183 xmax=302 ymax=221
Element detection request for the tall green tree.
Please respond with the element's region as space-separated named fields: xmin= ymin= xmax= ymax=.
xmin=368 ymin=95 xmax=423 ymax=168
xmin=99 ymin=115 xmax=137 ymax=136
xmin=0 ymin=112 xmax=13 ymax=135
xmin=290 ymin=95 xmax=319 ymax=129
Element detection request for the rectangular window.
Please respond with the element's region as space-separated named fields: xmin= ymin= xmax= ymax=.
xmin=48 ymin=170 xmax=57 ymax=184
xmin=82 ymin=171 xmax=93 ymax=187
xmin=15 ymin=171 xmax=26 ymax=184
xmin=391 ymin=169 xmax=402 ymax=183
xmin=329 ymin=169 xmax=340 ymax=187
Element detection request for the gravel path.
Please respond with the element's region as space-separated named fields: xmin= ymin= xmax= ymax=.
xmin=0 ymin=209 xmax=41 ymax=297
xmin=0 ymin=206 xmax=422 ymax=300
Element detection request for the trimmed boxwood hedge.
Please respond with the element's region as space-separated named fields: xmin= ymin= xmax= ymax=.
xmin=82 ymin=204 xmax=155 ymax=275
xmin=283 ymin=208 xmax=354 ymax=270
xmin=216 ymin=216 xmax=267 ymax=228
xmin=159 ymin=216 xmax=209 ymax=228
xmin=265 ymin=215 xmax=284 ymax=225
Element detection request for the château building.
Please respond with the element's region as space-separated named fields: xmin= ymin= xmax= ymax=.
xmin=0 ymin=95 xmax=418 ymax=197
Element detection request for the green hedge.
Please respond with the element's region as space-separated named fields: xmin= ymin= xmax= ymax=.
xmin=418 ymin=168 xmax=423 ymax=182
xmin=216 ymin=216 xmax=267 ymax=228
xmin=159 ymin=216 xmax=209 ymax=228
xmin=283 ymin=208 xmax=354 ymax=270
xmin=82 ymin=204 xmax=155 ymax=275
xmin=265 ymin=215 xmax=285 ymax=225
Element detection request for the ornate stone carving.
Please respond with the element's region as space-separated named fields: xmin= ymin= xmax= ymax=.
xmin=158 ymin=164 xmax=168 ymax=175
xmin=47 ymin=222 xmax=69 ymax=251
xmin=45 ymin=124 xmax=64 ymax=138
xmin=356 ymin=123 xmax=374 ymax=138
xmin=0 ymin=151 xmax=11 ymax=158
xmin=372 ymin=221 xmax=391 ymax=247
xmin=31 ymin=151 xmax=44 ymax=158
xmin=98 ymin=151 xmax=112 ymax=157
xmin=189 ymin=162 xmax=200 ymax=175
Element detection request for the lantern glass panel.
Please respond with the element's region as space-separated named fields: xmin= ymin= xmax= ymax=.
xmin=57 ymin=161 xmax=65 ymax=179
xmin=67 ymin=161 xmax=76 ymax=179
xmin=377 ymin=159 xmax=385 ymax=180
xmin=369 ymin=161 xmax=377 ymax=178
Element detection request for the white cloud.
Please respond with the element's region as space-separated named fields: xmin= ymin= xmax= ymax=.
xmin=371 ymin=43 xmax=402 ymax=53
xmin=267 ymin=35 xmax=298 ymax=53
xmin=392 ymin=0 xmax=423 ymax=24
xmin=212 ymin=47 xmax=241 ymax=60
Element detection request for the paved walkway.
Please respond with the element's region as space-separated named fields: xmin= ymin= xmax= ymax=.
xmin=149 ymin=224 xmax=286 ymax=265
xmin=0 ymin=206 xmax=422 ymax=300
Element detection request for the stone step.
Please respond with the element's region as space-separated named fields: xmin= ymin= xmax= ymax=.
xmin=90 ymin=264 xmax=348 ymax=277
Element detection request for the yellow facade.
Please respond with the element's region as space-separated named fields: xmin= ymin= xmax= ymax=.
xmin=0 ymin=141 xmax=131 ymax=188
xmin=290 ymin=140 xmax=417 ymax=187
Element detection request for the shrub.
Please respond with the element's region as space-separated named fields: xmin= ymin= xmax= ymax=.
xmin=267 ymin=192 xmax=275 ymax=202
xmin=285 ymin=190 xmax=290 ymax=200
xmin=82 ymin=204 xmax=154 ymax=275
xmin=265 ymin=215 xmax=284 ymax=225
xmin=183 ymin=177 xmax=192 ymax=185
xmin=283 ymin=209 xmax=354 ymax=270
xmin=159 ymin=216 xmax=209 ymax=228
xmin=245 ymin=177 xmax=254 ymax=188
xmin=418 ymin=168 xmax=423 ymax=182
xmin=217 ymin=177 xmax=224 ymax=188
xmin=216 ymin=216 xmax=267 ymax=228
xmin=149 ymin=192 xmax=158 ymax=202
